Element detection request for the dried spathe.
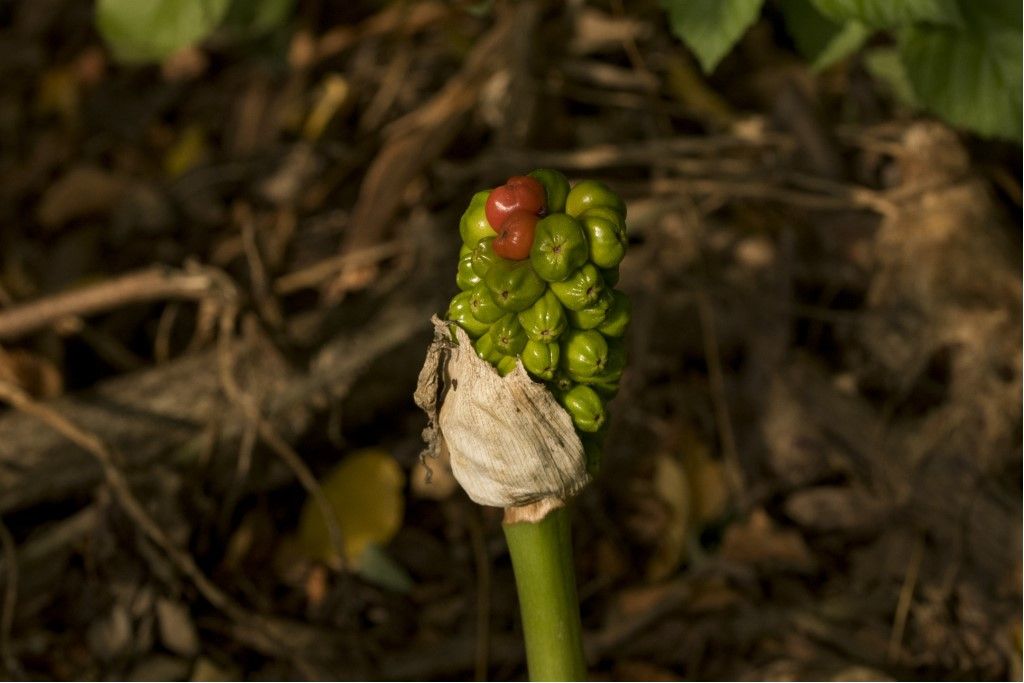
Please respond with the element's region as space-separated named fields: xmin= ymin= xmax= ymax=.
xmin=415 ymin=319 xmax=589 ymax=508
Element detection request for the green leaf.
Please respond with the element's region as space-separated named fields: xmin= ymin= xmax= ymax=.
xmin=224 ymin=0 xmax=295 ymax=36
xmin=357 ymin=544 xmax=414 ymax=594
xmin=96 ymin=0 xmax=231 ymax=63
xmin=808 ymin=0 xmax=962 ymax=27
xmin=660 ymin=0 xmax=766 ymax=73
xmin=955 ymin=0 xmax=1021 ymax=33
xmin=899 ymin=22 xmax=1022 ymax=140
xmin=863 ymin=47 xmax=917 ymax=106
xmin=779 ymin=0 xmax=871 ymax=70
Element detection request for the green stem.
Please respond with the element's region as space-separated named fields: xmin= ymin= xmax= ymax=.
xmin=503 ymin=506 xmax=586 ymax=681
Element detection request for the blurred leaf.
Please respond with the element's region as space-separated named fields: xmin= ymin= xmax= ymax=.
xmin=36 ymin=166 xmax=126 ymax=231
xmin=660 ymin=0 xmax=766 ymax=73
xmin=863 ymin=47 xmax=917 ymax=105
xmin=164 ymin=124 xmax=209 ymax=177
xmin=956 ymin=0 xmax=1021 ymax=30
xmin=297 ymin=448 xmax=405 ymax=568
xmin=646 ymin=453 xmax=689 ymax=580
xmin=96 ymin=0 xmax=231 ymax=63
xmin=663 ymin=52 xmax=736 ymax=125
xmin=719 ymin=508 xmax=816 ymax=572
xmin=808 ymin=0 xmax=961 ymax=27
xmin=35 ymin=67 xmax=79 ymax=123
xmin=806 ymin=23 xmax=869 ymax=69
xmin=779 ymin=0 xmax=871 ymax=70
xmin=224 ymin=0 xmax=294 ymax=36
xmin=302 ymin=74 xmax=351 ymax=141
xmin=684 ymin=444 xmax=730 ymax=526
xmin=899 ymin=19 xmax=1021 ymax=140
xmin=357 ymin=543 xmax=414 ymax=593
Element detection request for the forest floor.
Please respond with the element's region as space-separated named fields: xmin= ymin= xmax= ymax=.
xmin=0 ymin=1 xmax=1020 ymax=680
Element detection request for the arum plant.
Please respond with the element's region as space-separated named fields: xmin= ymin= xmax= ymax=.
xmin=416 ymin=170 xmax=630 ymax=681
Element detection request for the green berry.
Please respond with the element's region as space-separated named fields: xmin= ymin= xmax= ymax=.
xmin=566 ymin=180 xmax=626 ymax=219
xmin=549 ymin=371 xmax=575 ymax=393
xmin=530 ymin=214 xmax=589 ymax=283
xmin=485 ymin=260 xmax=546 ymax=312
xmin=517 ymin=290 xmax=567 ymax=343
xmin=470 ymin=237 xmax=498 ymax=278
xmin=496 ymin=355 xmax=518 ymax=377
xmin=560 ymin=385 xmax=606 ymax=433
xmin=566 ymin=291 xmax=612 ymax=330
xmin=473 ymin=331 xmax=503 ymax=364
xmin=460 ymin=190 xmax=496 ymax=246
xmin=596 ymin=290 xmax=630 ymax=337
xmin=579 ymin=206 xmax=627 ymax=268
xmin=469 ymin=282 xmax=504 ymax=323
xmin=491 ymin=313 xmax=528 ymax=356
xmin=456 ymin=252 xmax=480 ymax=291
xmin=521 ymin=339 xmax=560 ymax=380
xmin=528 ymin=169 xmax=570 ymax=214
xmin=579 ymin=339 xmax=625 ymax=385
xmin=447 ymin=290 xmax=490 ymax=338
xmin=549 ymin=263 xmax=604 ymax=311
xmin=562 ymin=329 xmax=609 ymax=379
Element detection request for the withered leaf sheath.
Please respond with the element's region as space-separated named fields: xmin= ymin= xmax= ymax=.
xmin=415 ymin=319 xmax=589 ymax=508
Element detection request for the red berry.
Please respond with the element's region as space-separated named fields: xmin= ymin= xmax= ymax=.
xmin=493 ymin=211 xmax=538 ymax=261
xmin=485 ymin=176 xmax=546 ymax=230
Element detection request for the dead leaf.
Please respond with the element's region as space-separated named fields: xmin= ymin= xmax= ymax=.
xmin=784 ymin=485 xmax=887 ymax=533
xmin=646 ymin=452 xmax=689 ymax=580
xmin=680 ymin=429 xmax=730 ymax=525
xmin=191 ymin=657 xmax=240 ymax=682
xmin=720 ymin=508 xmax=816 ymax=573
xmin=155 ymin=598 xmax=199 ymax=658
xmin=36 ymin=166 xmax=126 ymax=231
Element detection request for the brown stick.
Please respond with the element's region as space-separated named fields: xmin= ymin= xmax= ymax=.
xmin=0 ymin=265 xmax=230 ymax=341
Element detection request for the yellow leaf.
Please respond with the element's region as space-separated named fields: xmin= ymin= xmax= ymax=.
xmin=302 ymin=73 xmax=350 ymax=142
xmin=680 ymin=432 xmax=730 ymax=526
xmin=297 ymin=448 xmax=405 ymax=567
xmin=646 ymin=452 xmax=690 ymax=581
xmin=36 ymin=67 xmax=79 ymax=124
xmin=663 ymin=52 xmax=735 ymax=127
xmin=164 ymin=124 xmax=209 ymax=177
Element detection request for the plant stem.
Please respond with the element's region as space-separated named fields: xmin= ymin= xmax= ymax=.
xmin=503 ymin=505 xmax=586 ymax=681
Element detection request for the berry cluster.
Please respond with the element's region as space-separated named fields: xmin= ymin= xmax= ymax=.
xmin=447 ymin=169 xmax=631 ymax=468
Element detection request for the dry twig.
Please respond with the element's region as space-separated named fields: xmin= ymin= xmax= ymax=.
xmin=0 ymin=265 xmax=233 ymax=341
